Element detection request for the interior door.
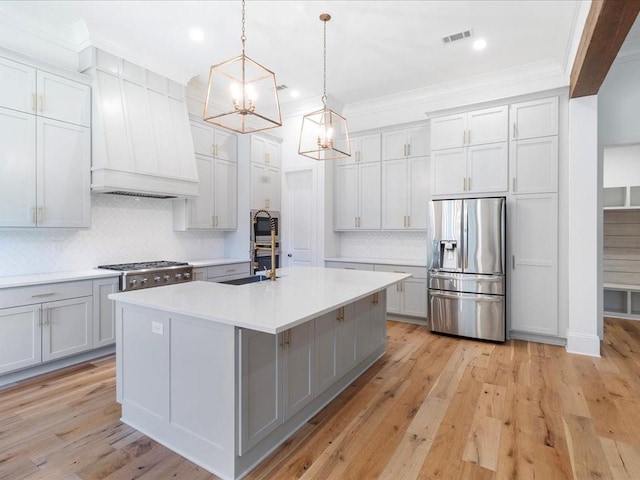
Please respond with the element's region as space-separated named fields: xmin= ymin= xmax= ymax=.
xmin=283 ymin=168 xmax=315 ymax=267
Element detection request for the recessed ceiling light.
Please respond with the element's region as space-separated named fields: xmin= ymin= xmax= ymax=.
xmin=290 ymin=90 xmax=300 ymax=99
xmin=190 ymin=28 xmax=204 ymax=43
xmin=473 ymin=38 xmax=487 ymax=51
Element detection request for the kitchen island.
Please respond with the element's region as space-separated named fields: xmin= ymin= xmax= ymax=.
xmin=110 ymin=266 xmax=410 ymax=480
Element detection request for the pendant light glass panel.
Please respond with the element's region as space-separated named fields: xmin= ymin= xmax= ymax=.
xmin=204 ymin=54 xmax=281 ymax=134
xmin=299 ymin=107 xmax=350 ymax=160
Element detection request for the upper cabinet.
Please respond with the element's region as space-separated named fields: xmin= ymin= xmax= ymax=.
xmin=381 ymin=156 xmax=429 ymax=230
xmin=431 ymin=106 xmax=507 ymax=150
xmin=509 ymin=97 xmax=559 ymax=195
xmin=0 ymin=56 xmax=91 ymax=228
xmin=381 ymin=125 xmax=429 ymax=160
xmin=250 ymin=134 xmax=282 ymax=211
xmin=509 ymin=97 xmax=558 ymax=141
xmin=341 ymin=133 xmax=381 ymax=165
xmin=80 ymin=47 xmax=199 ymax=198
xmin=173 ymin=121 xmax=238 ymax=231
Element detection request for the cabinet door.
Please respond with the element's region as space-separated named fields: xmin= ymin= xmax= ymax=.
xmin=467 ymin=143 xmax=508 ymax=193
xmin=239 ymin=328 xmax=282 ymax=453
xmin=337 ymin=303 xmax=358 ymax=375
xmin=42 ymin=296 xmax=93 ymax=362
xmin=430 ymin=113 xmax=466 ymax=150
xmin=266 ymin=167 xmax=281 ymax=211
xmin=37 ymin=118 xmax=91 ymax=227
xmin=385 ymin=283 xmax=402 ymax=315
xmin=215 ymin=129 xmax=238 ymax=162
xmin=335 ymin=164 xmax=359 ymax=230
xmin=213 ymin=158 xmax=238 ymax=229
xmin=431 ymin=148 xmax=466 ymax=195
xmin=510 ymin=194 xmax=558 ymax=336
xmin=251 ymin=135 xmax=267 ymax=164
xmin=467 ymin=106 xmax=508 ymax=146
xmin=407 ymin=125 xmax=430 ymax=157
xmin=381 ymin=159 xmax=407 ymax=229
xmin=187 ymin=155 xmax=214 ymax=229
xmin=37 ymin=71 xmax=90 ymax=127
xmin=358 ymin=133 xmax=382 ymax=163
xmin=370 ymin=292 xmax=387 ymax=352
xmin=381 ymin=130 xmax=408 ymax=160
xmin=359 ymin=162 xmax=381 ymax=229
xmin=282 ymin=322 xmax=315 ymax=420
xmin=510 ymin=136 xmax=558 ymax=194
xmin=191 ymin=121 xmax=214 ymax=157
xmin=93 ymin=278 xmax=118 ymax=348
xmin=192 ymin=268 xmax=207 ymax=281
xmin=401 ymin=278 xmax=428 ymax=317
xmin=355 ymin=297 xmax=372 ymax=361
xmin=0 ymin=305 xmax=41 ymax=375
xmin=315 ymin=311 xmax=339 ymax=392
xmin=0 ymin=57 xmax=36 ymax=114
xmin=265 ymin=139 xmax=281 ymax=168
xmin=0 ymin=108 xmax=36 ymax=227
xmin=510 ymin=97 xmax=558 ymax=140
xmin=250 ymin=163 xmax=268 ymax=210
xmin=407 ymin=156 xmax=429 ymax=229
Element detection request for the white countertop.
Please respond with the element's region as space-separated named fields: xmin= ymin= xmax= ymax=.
xmin=0 ymin=269 xmax=120 ymax=289
xmin=325 ymin=257 xmax=427 ymax=267
xmin=188 ymin=258 xmax=250 ymax=268
xmin=110 ymin=266 xmax=411 ymax=334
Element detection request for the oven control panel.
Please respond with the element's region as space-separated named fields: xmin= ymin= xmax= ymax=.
xmin=120 ymin=266 xmax=193 ymax=291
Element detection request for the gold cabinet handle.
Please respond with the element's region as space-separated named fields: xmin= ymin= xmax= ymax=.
xmin=512 ymin=123 xmax=517 ymax=139
xmin=407 ymin=216 xmax=410 ymax=227
xmin=512 ymin=178 xmax=517 ymax=192
xmin=31 ymin=206 xmax=37 ymax=224
xmin=467 ymin=177 xmax=471 ymax=191
xmin=32 ymin=93 xmax=37 ymax=111
xmin=38 ymin=95 xmax=44 ymax=112
xmin=463 ymin=177 xmax=467 ymax=191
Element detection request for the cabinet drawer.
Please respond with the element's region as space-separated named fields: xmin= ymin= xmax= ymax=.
xmin=374 ymin=264 xmax=427 ymax=279
xmin=324 ymin=261 xmax=374 ymax=271
xmin=0 ymin=280 xmax=93 ymax=308
xmin=207 ymin=262 xmax=251 ymax=280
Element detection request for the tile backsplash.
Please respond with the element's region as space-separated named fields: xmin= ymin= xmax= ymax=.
xmin=339 ymin=231 xmax=428 ymax=261
xmin=0 ymin=194 xmax=225 ymax=276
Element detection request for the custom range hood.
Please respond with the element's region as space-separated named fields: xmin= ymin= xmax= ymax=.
xmin=80 ymin=47 xmax=199 ymax=198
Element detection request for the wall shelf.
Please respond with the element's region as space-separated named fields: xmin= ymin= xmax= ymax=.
xmin=603 ymin=185 xmax=640 ymax=209
xmin=603 ymin=283 xmax=640 ymax=320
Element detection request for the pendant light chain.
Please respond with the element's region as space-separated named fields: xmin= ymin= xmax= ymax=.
xmin=241 ymin=0 xmax=246 ymax=54
xmin=322 ymin=17 xmax=327 ymax=107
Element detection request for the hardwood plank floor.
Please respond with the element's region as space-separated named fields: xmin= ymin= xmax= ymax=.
xmin=1 ymin=318 xmax=639 ymax=480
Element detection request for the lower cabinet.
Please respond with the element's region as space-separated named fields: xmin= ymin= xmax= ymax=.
xmin=238 ymin=292 xmax=386 ymax=456
xmin=93 ymin=277 xmax=118 ymax=348
xmin=41 ymin=296 xmax=93 ymax=362
xmin=194 ymin=262 xmax=252 ymax=283
xmin=0 ymin=305 xmax=41 ymax=375
xmin=374 ymin=264 xmax=428 ymax=319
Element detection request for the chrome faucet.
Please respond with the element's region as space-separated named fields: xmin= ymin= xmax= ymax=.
xmin=253 ymin=209 xmax=277 ymax=281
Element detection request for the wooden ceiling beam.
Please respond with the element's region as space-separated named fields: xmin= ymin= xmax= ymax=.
xmin=570 ymin=0 xmax=640 ymax=98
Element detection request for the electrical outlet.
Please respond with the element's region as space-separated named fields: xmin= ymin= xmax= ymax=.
xmin=152 ymin=321 xmax=164 ymax=335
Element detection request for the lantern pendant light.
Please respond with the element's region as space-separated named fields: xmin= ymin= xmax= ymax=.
xmin=203 ymin=0 xmax=282 ymax=134
xmin=298 ymin=13 xmax=350 ymax=160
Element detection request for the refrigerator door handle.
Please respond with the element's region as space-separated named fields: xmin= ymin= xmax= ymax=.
xmin=429 ymin=290 xmax=502 ymax=302
xmin=463 ymin=205 xmax=468 ymax=270
xmin=429 ymin=272 xmax=503 ymax=281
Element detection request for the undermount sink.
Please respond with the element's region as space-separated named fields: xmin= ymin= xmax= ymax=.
xmin=220 ymin=275 xmax=277 ymax=286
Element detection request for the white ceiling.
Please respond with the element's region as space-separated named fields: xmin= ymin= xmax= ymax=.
xmin=0 ymin=0 xmax=618 ymax=107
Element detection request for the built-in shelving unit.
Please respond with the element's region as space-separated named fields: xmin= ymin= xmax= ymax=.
xmin=603 ymin=185 xmax=640 ymax=209
xmin=603 ymin=283 xmax=640 ymax=319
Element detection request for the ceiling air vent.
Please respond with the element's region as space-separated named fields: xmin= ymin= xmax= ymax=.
xmin=442 ymin=30 xmax=472 ymax=44
xmin=276 ymin=84 xmax=288 ymax=91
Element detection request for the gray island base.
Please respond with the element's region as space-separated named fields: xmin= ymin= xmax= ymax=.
xmin=110 ymin=266 xmax=410 ymax=479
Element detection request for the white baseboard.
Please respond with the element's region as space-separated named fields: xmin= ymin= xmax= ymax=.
xmin=566 ymin=330 xmax=601 ymax=357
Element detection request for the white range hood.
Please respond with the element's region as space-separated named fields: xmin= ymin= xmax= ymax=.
xmin=80 ymin=48 xmax=199 ymax=198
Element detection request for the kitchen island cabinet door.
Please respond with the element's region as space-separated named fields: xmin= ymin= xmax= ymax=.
xmin=0 ymin=108 xmax=36 ymax=227
xmin=282 ymin=322 xmax=315 ymax=420
xmin=238 ymin=329 xmax=283 ymax=454
xmin=0 ymin=305 xmax=42 ymax=375
xmin=42 ymin=296 xmax=93 ymax=362
xmin=337 ymin=303 xmax=358 ymax=376
xmin=315 ymin=311 xmax=339 ymax=392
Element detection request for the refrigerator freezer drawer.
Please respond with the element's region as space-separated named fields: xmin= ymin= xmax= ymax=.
xmin=428 ymin=290 xmax=505 ymax=341
xmin=428 ymin=271 xmax=505 ymax=295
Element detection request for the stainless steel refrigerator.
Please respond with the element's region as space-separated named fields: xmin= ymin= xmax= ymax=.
xmin=428 ymin=197 xmax=506 ymax=341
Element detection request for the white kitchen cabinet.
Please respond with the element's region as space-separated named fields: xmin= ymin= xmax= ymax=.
xmin=191 ymin=121 xmax=237 ymax=161
xmin=0 ymin=305 xmax=42 ymax=375
xmin=324 ymin=261 xmax=375 ymax=271
xmin=509 ymin=97 xmax=558 ymax=141
xmin=431 ymin=143 xmax=508 ymax=195
xmin=239 ymin=328 xmax=282 ymax=453
xmin=42 ymin=296 xmax=93 ymax=362
xmin=375 ymin=264 xmax=427 ymax=318
xmin=335 ymin=161 xmax=381 ymax=230
xmin=251 ymin=135 xmax=281 ymax=168
xmin=341 ymin=133 xmax=381 ymax=165
xmin=0 ymin=57 xmax=90 ymax=127
xmin=0 ymin=110 xmax=90 ymax=228
xmin=381 ymin=124 xmax=429 ymax=160
xmin=355 ymin=293 xmax=387 ymax=361
xmin=193 ymin=262 xmax=252 ymax=283
xmin=93 ymin=277 xmax=118 ymax=348
xmin=251 ymin=163 xmax=281 ymax=211
xmin=381 ymin=155 xmax=429 ymax=229
xmin=431 ymin=105 xmax=507 ymax=151
xmin=509 ymin=194 xmax=558 ymax=336
xmin=510 ymin=136 xmax=558 ymax=194
xmin=282 ymin=321 xmax=315 ymax=420
xmin=173 ymin=154 xmax=238 ymax=231
xmin=314 ymin=310 xmax=339 ymax=392
xmin=193 ymin=268 xmax=207 ymax=281
xmin=336 ymin=303 xmax=358 ymax=376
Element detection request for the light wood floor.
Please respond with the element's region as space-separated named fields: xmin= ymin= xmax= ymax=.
xmin=1 ymin=318 xmax=640 ymax=480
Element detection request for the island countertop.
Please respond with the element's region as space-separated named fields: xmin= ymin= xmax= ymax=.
xmin=109 ymin=266 xmax=410 ymax=334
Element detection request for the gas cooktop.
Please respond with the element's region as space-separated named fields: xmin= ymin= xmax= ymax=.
xmin=97 ymin=260 xmax=189 ymax=271
xmin=97 ymin=261 xmax=193 ymax=291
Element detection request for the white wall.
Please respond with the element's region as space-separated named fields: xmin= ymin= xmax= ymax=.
xmin=0 ymin=194 xmax=226 ymax=276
